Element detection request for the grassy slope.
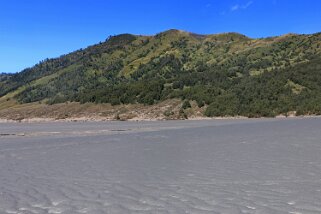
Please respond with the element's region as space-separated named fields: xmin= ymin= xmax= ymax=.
xmin=1 ymin=30 xmax=321 ymax=119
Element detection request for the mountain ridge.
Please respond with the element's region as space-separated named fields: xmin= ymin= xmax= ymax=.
xmin=1 ymin=29 xmax=321 ymax=119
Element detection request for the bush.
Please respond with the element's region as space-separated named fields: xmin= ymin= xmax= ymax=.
xmin=182 ymin=100 xmax=191 ymax=109
xmin=205 ymin=93 xmax=239 ymax=117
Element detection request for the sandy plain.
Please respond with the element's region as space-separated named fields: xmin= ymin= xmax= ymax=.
xmin=0 ymin=118 xmax=321 ymax=213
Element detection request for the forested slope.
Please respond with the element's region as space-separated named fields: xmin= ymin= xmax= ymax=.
xmin=1 ymin=30 xmax=321 ymax=117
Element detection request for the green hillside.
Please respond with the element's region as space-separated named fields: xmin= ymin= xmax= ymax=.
xmin=1 ymin=29 xmax=321 ymax=118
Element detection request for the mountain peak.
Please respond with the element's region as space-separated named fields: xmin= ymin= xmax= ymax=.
xmin=156 ymin=29 xmax=190 ymax=37
xmin=106 ymin=33 xmax=137 ymax=46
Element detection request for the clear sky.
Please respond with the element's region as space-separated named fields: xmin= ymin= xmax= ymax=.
xmin=1 ymin=0 xmax=321 ymax=73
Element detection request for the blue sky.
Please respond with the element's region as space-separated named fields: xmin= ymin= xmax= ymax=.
xmin=1 ymin=0 xmax=321 ymax=73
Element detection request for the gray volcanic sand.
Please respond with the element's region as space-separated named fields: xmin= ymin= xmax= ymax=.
xmin=0 ymin=118 xmax=321 ymax=214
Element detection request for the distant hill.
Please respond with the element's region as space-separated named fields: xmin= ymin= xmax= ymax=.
xmin=0 ymin=73 xmax=12 ymax=81
xmin=1 ymin=29 xmax=321 ymax=119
